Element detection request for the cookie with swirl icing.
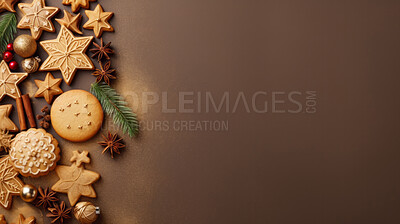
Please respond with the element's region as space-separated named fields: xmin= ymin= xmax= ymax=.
xmin=9 ymin=128 xmax=60 ymax=177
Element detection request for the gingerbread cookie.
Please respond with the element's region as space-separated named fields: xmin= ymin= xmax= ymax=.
xmin=55 ymin=10 xmax=83 ymax=34
xmin=39 ymin=26 xmax=94 ymax=85
xmin=51 ymin=90 xmax=103 ymax=142
xmin=83 ymin=4 xmax=114 ymax=38
xmin=0 ymin=0 xmax=18 ymax=12
xmin=17 ymin=0 xmax=59 ymax=40
xmin=0 ymin=60 xmax=28 ymax=102
xmin=12 ymin=214 xmax=36 ymax=224
xmin=9 ymin=128 xmax=60 ymax=178
xmin=0 ymin=215 xmax=5 ymax=224
xmin=52 ymin=150 xmax=100 ymax=206
xmin=0 ymin=105 xmax=18 ymax=132
xmin=34 ymin=72 xmax=63 ymax=104
xmin=62 ymin=0 xmax=95 ymax=13
xmin=0 ymin=129 xmax=13 ymax=152
xmin=0 ymin=156 xmax=24 ymax=209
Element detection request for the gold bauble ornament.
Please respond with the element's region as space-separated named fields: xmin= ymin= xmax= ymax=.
xmin=14 ymin=35 xmax=37 ymax=58
xmin=74 ymin=202 xmax=100 ymax=224
xmin=20 ymin=184 xmax=37 ymax=202
xmin=21 ymin=57 xmax=41 ymax=73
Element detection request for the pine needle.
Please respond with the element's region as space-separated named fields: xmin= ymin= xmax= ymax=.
xmin=0 ymin=13 xmax=17 ymax=53
xmin=90 ymin=82 xmax=139 ymax=137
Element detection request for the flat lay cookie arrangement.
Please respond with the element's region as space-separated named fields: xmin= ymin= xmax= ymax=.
xmin=0 ymin=0 xmax=139 ymax=223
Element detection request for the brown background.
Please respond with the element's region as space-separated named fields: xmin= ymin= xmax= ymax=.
xmin=1 ymin=0 xmax=400 ymax=223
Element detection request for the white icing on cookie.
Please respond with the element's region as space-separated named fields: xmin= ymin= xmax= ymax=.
xmin=9 ymin=129 xmax=58 ymax=176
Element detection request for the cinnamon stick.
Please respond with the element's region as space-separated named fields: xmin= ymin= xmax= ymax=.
xmin=22 ymin=94 xmax=36 ymax=128
xmin=16 ymin=97 xmax=27 ymax=131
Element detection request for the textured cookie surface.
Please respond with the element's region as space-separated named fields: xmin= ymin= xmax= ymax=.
xmin=52 ymin=150 xmax=100 ymax=206
xmin=0 ymin=156 xmax=24 ymax=209
xmin=39 ymin=26 xmax=94 ymax=85
xmin=10 ymin=128 xmax=60 ymax=177
xmin=51 ymin=90 xmax=103 ymax=142
xmin=17 ymin=0 xmax=59 ymax=40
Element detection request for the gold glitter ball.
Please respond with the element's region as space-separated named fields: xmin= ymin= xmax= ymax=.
xmin=13 ymin=35 xmax=37 ymax=58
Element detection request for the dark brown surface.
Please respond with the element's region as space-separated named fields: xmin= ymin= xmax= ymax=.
xmin=1 ymin=0 xmax=400 ymax=223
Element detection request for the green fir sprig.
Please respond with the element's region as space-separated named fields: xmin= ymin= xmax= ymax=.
xmin=90 ymin=82 xmax=139 ymax=137
xmin=0 ymin=13 xmax=17 ymax=53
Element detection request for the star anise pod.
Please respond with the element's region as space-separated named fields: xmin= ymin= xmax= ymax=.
xmin=47 ymin=201 xmax=72 ymax=224
xmin=98 ymin=132 xmax=125 ymax=158
xmin=35 ymin=187 xmax=59 ymax=209
xmin=92 ymin=61 xmax=116 ymax=85
xmin=90 ymin=38 xmax=114 ymax=61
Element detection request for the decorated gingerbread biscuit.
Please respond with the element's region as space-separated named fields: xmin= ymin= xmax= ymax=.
xmin=51 ymin=90 xmax=103 ymax=142
xmin=0 ymin=156 xmax=24 ymax=209
xmin=9 ymin=128 xmax=60 ymax=178
xmin=39 ymin=26 xmax=94 ymax=86
xmin=17 ymin=0 xmax=59 ymax=40
xmin=0 ymin=60 xmax=28 ymax=102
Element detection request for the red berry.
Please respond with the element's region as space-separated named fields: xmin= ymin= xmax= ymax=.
xmin=3 ymin=51 xmax=13 ymax=62
xmin=9 ymin=61 xmax=18 ymax=70
xmin=6 ymin=43 xmax=13 ymax=51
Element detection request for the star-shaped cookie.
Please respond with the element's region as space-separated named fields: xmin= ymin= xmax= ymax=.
xmin=62 ymin=0 xmax=95 ymax=13
xmin=0 ymin=156 xmax=24 ymax=209
xmin=52 ymin=150 xmax=100 ymax=206
xmin=70 ymin=150 xmax=90 ymax=167
xmin=0 ymin=60 xmax=28 ymax=102
xmin=56 ymin=10 xmax=82 ymax=35
xmin=83 ymin=4 xmax=113 ymax=38
xmin=34 ymin=72 xmax=63 ymax=104
xmin=12 ymin=214 xmax=35 ymax=224
xmin=0 ymin=0 xmax=18 ymax=12
xmin=0 ymin=105 xmax=18 ymax=132
xmin=17 ymin=0 xmax=59 ymax=40
xmin=39 ymin=26 xmax=94 ymax=86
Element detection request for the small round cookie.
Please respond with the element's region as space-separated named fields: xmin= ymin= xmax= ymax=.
xmin=51 ymin=90 xmax=104 ymax=142
xmin=10 ymin=128 xmax=60 ymax=178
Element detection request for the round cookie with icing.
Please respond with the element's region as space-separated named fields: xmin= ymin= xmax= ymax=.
xmin=10 ymin=128 xmax=60 ymax=178
xmin=51 ymin=90 xmax=104 ymax=142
